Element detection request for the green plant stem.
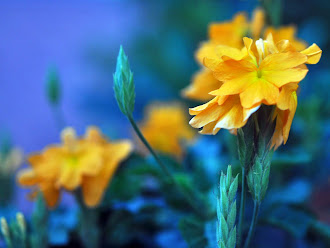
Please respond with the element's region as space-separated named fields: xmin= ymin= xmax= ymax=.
xmin=128 ymin=114 xmax=173 ymax=180
xmin=237 ymin=167 xmax=246 ymax=247
xmin=243 ymin=201 xmax=260 ymax=248
xmin=127 ymin=114 xmax=206 ymax=218
xmin=51 ymin=105 xmax=66 ymax=130
xmin=75 ymin=194 xmax=100 ymax=248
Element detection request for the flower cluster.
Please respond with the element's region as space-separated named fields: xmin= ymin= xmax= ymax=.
xmin=184 ymin=9 xmax=322 ymax=148
xmin=17 ymin=127 xmax=132 ymax=208
xmin=139 ymin=103 xmax=195 ymax=158
xmin=182 ymin=9 xmax=307 ymax=102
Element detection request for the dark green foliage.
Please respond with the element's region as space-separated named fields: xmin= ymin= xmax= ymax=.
xmin=179 ymin=216 xmax=208 ymax=248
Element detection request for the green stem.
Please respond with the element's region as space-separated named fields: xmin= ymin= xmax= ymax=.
xmin=237 ymin=167 xmax=246 ymax=247
xmin=243 ymin=201 xmax=260 ymax=248
xmin=127 ymin=114 xmax=205 ymax=218
xmin=51 ymin=105 xmax=66 ymax=130
xmin=75 ymin=193 xmax=100 ymax=248
xmin=127 ymin=114 xmax=173 ymax=180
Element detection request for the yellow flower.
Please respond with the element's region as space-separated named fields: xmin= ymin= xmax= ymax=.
xmin=189 ymin=35 xmax=321 ymax=147
xmin=204 ymin=37 xmax=310 ymax=109
xmin=265 ymin=26 xmax=307 ymax=51
xmin=182 ymin=9 xmax=265 ymax=101
xmin=139 ymin=103 xmax=195 ymax=158
xmin=17 ymin=127 xmax=132 ymax=208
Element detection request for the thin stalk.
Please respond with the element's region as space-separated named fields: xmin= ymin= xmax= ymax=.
xmin=127 ymin=114 xmax=173 ymax=181
xmin=51 ymin=105 xmax=66 ymax=130
xmin=75 ymin=193 xmax=100 ymax=248
xmin=127 ymin=114 xmax=205 ymax=218
xmin=237 ymin=166 xmax=246 ymax=247
xmin=243 ymin=201 xmax=260 ymax=248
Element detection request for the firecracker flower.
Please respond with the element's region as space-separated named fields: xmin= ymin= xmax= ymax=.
xmin=189 ymin=35 xmax=321 ymax=148
xmin=182 ymin=8 xmax=312 ymax=102
xmin=17 ymin=127 xmax=132 ymax=208
xmin=139 ymin=103 xmax=195 ymax=158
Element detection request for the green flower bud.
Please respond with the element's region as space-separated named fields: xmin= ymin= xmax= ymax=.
xmin=247 ymin=156 xmax=271 ymax=204
xmin=16 ymin=212 xmax=26 ymax=238
xmin=113 ymin=46 xmax=135 ymax=117
xmin=1 ymin=217 xmax=11 ymax=247
xmin=217 ymin=165 xmax=238 ymax=248
xmin=46 ymin=67 xmax=61 ymax=105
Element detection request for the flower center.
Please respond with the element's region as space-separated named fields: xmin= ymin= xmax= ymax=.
xmin=66 ymin=156 xmax=79 ymax=168
xmin=257 ymin=69 xmax=262 ymax=78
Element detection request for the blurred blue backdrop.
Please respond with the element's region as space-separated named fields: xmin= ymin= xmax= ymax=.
xmin=0 ymin=1 xmax=329 ymax=246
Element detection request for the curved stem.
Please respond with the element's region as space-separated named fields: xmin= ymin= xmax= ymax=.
xmin=243 ymin=201 xmax=260 ymax=248
xmin=237 ymin=167 xmax=246 ymax=247
xmin=127 ymin=114 xmax=173 ymax=180
xmin=127 ymin=114 xmax=206 ymax=218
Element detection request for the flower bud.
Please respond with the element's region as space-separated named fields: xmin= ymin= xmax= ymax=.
xmin=1 ymin=217 xmax=11 ymax=246
xmin=16 ymin=212 xmax=26 ymax=237
xmin=113 ymin=46 xmax=135 ymax=117
xmin=46 ymin=67 xmax=61 ymax=105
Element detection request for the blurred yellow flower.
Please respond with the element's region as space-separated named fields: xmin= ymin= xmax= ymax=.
xmin=139 ymin=103 xmax=195 ymax=158
xmin=189 ymin=35 xmax=321 ymax=148
xmin=265 ymin=26 xmax=307 ymax=51
xmin=17 ymin=127 xmax=132 ymax=208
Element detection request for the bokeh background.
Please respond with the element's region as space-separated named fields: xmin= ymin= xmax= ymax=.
xmin=0 ymin=0 xmax=329 ymax=247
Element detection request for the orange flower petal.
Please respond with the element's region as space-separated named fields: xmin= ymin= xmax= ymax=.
xmin=262 ymin=68 xmax=308 ymax=88
xmin=182 ymin=69 xmax=222 ymax=101
xmin=251 ymin=8 xmax=265 ymax=39
xmin=82 ymin=141 xmax=132 ymax=207
xmin=260 ymin=52 xmax=307 ymax=71
xmin=277 ymin=83 xmax=299 ymax=110
xmin=240 ymin=79 xmax=279 ymax=108
xmin=17 ymin=169 xmax=38 ymax=186
xmin=301 ymin=43 xmax=322 ymax=64
xmin=57 ymin=166 xmax=81 ymax=191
